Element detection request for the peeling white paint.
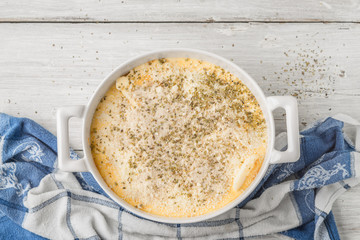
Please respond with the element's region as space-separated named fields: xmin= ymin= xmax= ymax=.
xmin=216 ymin=26 xmax=249 ymax=36
xmin=320 ymin=1 xmax=332 ymax=10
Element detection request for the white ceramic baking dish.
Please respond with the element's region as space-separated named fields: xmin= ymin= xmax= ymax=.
xmin=57 ymin=48 xmax=300 ymax=224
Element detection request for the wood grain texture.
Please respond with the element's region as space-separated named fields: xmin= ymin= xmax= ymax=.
xmin=1 ymin=0 xmax=360 ymax=22
xmin=1 ymin=23 xmax=359 ymax=148
xmin=333 ymin=186 xmax=360 ymax=239
xmin=0 ymin=22 xmax=359 ymax=239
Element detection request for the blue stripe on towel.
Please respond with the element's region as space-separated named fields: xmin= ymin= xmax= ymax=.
xmin=71 ymin=193 xmax=120 ymax=209
xmin=324 ymin=212 xmax=340 ymax=240
xmin=118 ymin=209 xmax=123 ymax=240
xmin=235 ymin=206 xmax=244 ymax=239
xmin=66 ymin=193 xmax=78 ymax=239
xmin=182 ymin=218 xmax=236 ymax=227
xmin=29 ymin=192 xmax=68 ymax=213
xmin=176 ymin=224 xmax=182 ymax=240
xmin=50 ymin=173 xmax=64 ymax=189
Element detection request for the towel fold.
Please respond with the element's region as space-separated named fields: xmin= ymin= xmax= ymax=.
xmin=0 ymin=113 xmax=359 ymax=240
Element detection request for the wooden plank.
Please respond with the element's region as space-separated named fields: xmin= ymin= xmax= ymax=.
xmin=0 ymin=23 xmax=359 ymax=149
xmin=333 ymin=187 xmax=360 ymax=239
xmin=1 ymin=0 xmax=360 ymax=22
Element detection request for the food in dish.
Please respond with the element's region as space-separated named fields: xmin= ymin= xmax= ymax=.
xmin=90 ymin=58 xmax=267 ymax=217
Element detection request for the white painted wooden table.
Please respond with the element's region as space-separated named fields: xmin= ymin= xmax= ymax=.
xmin=1 ymin=1 xmax=359 ymax=238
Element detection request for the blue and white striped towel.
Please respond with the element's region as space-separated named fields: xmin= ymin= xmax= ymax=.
xmin=0 ymin=113 xmax=359 ymax=240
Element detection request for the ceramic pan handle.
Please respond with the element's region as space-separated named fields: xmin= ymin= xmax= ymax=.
xmin=267 ymin=96 xmax=300 ymax=164
xmin=56 ymin=105 xmax=88 ymax=172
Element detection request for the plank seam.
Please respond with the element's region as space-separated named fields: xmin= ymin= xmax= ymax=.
xmin=0 ymin=20 xmax=360 ymax=24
